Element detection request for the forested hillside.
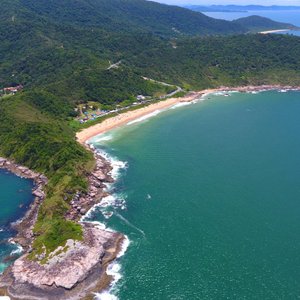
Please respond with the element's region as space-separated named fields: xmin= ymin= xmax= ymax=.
xmin=232 ymin=16 xmax=293 ymax=32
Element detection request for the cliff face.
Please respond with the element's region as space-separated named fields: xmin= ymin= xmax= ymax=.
xmin=0 ymin=223 xmax=124 ymax=300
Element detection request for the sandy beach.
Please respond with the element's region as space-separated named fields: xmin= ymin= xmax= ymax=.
xmin=76 ymin=85 xmax=300 ymax=145
xmin=76 ymin=89 xmax=219 ymax=144
xmin=260 ymin=29 xmax=290 ymax=34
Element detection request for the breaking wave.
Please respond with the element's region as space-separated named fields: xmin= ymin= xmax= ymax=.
xmin=127 ymin=110 xmax=162 ymax=125
xmin=94 ymin=236 xmax=130 ymax=300
xmin=171 ymin=102 xmax=192 ymax=109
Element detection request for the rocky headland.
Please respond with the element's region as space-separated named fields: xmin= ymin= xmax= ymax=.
xmin=0 ymin=223 xmax=124 ymax=300
xmin=0 ymin=149 xmax=125 ymax=300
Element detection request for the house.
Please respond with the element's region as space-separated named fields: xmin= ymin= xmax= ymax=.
xmin=137 ymin=95 xmax=146 ymax=101
xmin=3 ymin=85 xmax=23 ymax=94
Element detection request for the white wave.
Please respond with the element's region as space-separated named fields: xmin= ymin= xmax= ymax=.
xmin=94 ymin=236 xmax=130 ymax=300
xmin=107 ymin=262 xmax=122 ymax=284
xmin=118 ymin=235 xmax=130 ymax=258
xmin=0 ymin=229 xmax=4 ymax=232
xmin=94 ymin=291 xmax=117 ymax=300
xmin=80 ymin=202 xmax=103 ymax=221
xmin=246 ymin=90 xmax=261 ymax=94
xmin=82 ymin=193 xmax=126 ymax=221
xmin=213 ymin=91 xmax=227 ymax=96
xmin=127 ymin=110 xmax=162 ymax=125
xmin=93 ymin=134 xmax=114 ymax=143
xmin=94 ymin=149 xmax=128 ymax=181
xmin=83 ymin=145 xmax=129 ymax=300
xmin=10 ymin=244 xmax=23 ymax=255
xmin=100 ymin=195 xmax=116 ymax=208
xmin=80 ymin=217 xmax=107 ymax=228
xmin=171 ymin=102 xmax=192 ymax=109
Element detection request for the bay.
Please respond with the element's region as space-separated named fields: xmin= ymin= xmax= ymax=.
xmin=92 ymin=90 xmax=300 ymax=299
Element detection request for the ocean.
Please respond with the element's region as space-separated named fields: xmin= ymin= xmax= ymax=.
xmin=204 ymin=10 xmax=300 ymax=36
xmin=0 ymin=169 xmax=33 ymax=273
xmin=91 ymin=90 xmax=300 ymax=299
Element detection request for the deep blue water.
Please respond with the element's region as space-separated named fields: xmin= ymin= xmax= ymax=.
xmin=0 ymin=169 xmax=34 ymax=272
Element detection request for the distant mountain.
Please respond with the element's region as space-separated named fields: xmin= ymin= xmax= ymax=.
xmin=9 ymin=0 xmax=242 ymax=36
xmin=0 ymin=0 xmax=297 ymax=93
xmin=185 ymin=5 xmax=300 ymax=13
xmin=232 ymin=16 xmax=294 ymax=32
xmin=2 ymin=0 xmax=295 ymax=38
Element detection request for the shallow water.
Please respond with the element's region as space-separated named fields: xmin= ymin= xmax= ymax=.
xmin=0 ymin=169 xmax=34 ymax=272
xmin=92 ymin=90 xmax=300 ymax=299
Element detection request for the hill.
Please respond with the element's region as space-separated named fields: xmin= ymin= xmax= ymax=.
xmin=185 ymin=5 xmax=300 ymax=12
xmin=0 ymin=0 xmax=297 ymax=97
xmin=2 ymin=0 xmax=296 ymax=38
xmin=232 ymin=16 xmax=294 ymax=32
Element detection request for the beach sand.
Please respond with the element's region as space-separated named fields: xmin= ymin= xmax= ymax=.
xmin=76 ymin=89 xmax=217 ymax=144
xmin=260 ymin=29 xmax=290 ymax=34
xmin=76 ymin=85 xmax=300 ymax=145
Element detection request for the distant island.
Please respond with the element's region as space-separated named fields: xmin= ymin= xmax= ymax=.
xmin=185 ymin=5 xmax=300 ymax=13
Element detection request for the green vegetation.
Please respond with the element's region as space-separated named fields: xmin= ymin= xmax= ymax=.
xmin=232 ymin=16 xmax=294 ymax=32
xmin=0 ymin=93 xmax=93 ymax=257
xmin=1 ymin=0 xmax=300 ymax=258
xmin=130 ymin=34 xmax=300 ymax=89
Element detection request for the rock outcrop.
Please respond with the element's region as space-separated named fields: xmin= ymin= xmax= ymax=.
xmin=0 ymin=149 xmax=125 ymax=300
xmin=65 ymin=150 xmax=114 ymax=221
xmin=0 ymin=223 xmax=124 ymax=300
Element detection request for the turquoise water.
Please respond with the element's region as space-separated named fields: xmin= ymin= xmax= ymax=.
xmin=204 ymin=10 xmax=300 ymax=36
xmin=92 ymin=91 xmax=300 ymax=299
xmin=0 ymin=169 xmax=34 ymax=272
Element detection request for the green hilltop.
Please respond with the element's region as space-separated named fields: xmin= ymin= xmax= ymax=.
xmin=1 ymin=0 xmax=300 ymax=256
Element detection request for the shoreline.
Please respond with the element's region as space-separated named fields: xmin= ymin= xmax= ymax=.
xmin=0 ymin=158 xmax=48 ymax=250
xmin=76 ymin=85 xmax=300 ymax=144
xmin=260 ymin=29 xmax=291 ymax=34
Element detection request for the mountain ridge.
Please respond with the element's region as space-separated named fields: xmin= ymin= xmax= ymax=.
xmin=3 ymin=0 xmax=296 ymax=37
xmin=185 ymin=5 xmax=300 ymax=12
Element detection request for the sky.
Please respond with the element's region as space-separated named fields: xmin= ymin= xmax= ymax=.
xmin=152 ymin=0 xmax=300 ymax=5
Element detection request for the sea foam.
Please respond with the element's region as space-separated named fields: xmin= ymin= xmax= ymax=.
xmin=171 ymin=102 xmax=192 ymax=109
xmin=10 ymin=244 xmax=23 ymax=255
xmin=93 ymin=134 xmax=114 ymax=143
xmin=94 ymin=236 xmax=130 ymax=300
xmin=93 ymin=148 xmax=128 ymax=182
xmin=81 ymin=144 xmax=130 ymax=299
xmin=127 ymin=109 xmax=162 ymax=125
